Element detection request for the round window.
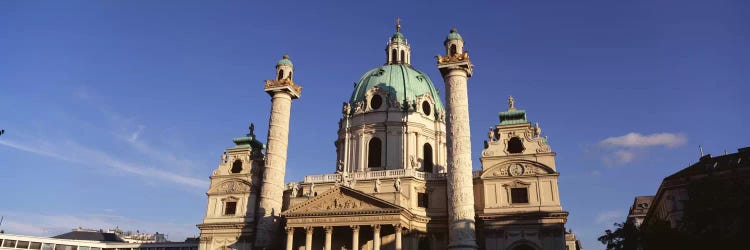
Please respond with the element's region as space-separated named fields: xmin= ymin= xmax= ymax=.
xmin=370 ymin=95 xmax=383 ymax=110
xmin=422 ymin=101 xmax=431 ymax=116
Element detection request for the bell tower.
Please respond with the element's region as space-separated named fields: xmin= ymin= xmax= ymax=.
xmin=198 ymin=125 xmax=265 ymax=250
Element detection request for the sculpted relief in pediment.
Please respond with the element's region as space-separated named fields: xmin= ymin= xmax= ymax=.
xmin=209 ymin=180 xmax=252 ymax=194
xmin=482 ymin=162 xmax=554 ymax=178
xmin=286 ymin=187 xmax=397 ymax=214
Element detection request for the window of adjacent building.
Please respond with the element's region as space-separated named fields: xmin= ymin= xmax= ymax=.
xmin=368 ymin=137 xmax=382 ymax=168
xmin=511 ymin=187 xmax=529 ymax=204
xmin=3 ymin=240 xmax=16 ymax=248
xmin=507 ymin=137 xmax=525 ymax=154
xmin=79 ymin=246 xmax=90 ymax=250
xmin=224 ymin=201 xmax=237 ymax=215
xmin=423 ymin=143 xmax=433 ymax=173
xmin=29 ymin=242 xmax=42 ymax=250
xmin=370 ymin=95 xmax=382 ymax=110
xmin=42 ymin=243 xmax=54 ymax=250
xmin=54 ymin=245 xmax=77 ymax=250
xmin=418 ymin=192 xmax=429 ymax=208
xmin=231 ymin=160 xmax=242 ymax=173
xmin=422 ymin=101 xmax=431 ymax=116
xmin=17 ymin=241 xmax=30 ymax=249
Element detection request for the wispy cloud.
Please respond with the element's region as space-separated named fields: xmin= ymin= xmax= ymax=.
xmin=0 ymin=136 xmax=208 ymax=189
xmin=0 ymin=210 xmax=198 ymax=241
xmin=128 ymin=125 xmax=146 ymax=143
xmin=602 ymin=149 xmax=637 ymax=165
xmin=600 ymin=132 xmax=687 ymax=148
xmin=595 ymin=210 xmax=624 ymax=226
xmin=596 ymin=132 xmax=687 ymax=166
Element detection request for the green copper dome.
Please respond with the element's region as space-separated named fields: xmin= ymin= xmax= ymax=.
xmin=350 ymin=64 xmax=444 ymax=111
xmin=444 ymin=28 xmax=463 ymax=45
xmin=277 ymin=54 xmax=293 ymax=67
xmin=391 ymin=32 xmax=406 ymax=43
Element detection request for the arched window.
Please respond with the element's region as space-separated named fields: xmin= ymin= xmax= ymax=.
xmin=391 ymin=49 xmax=397 ymax=63
xmin=450 ymin=44 xmax=457 ymax=55
xmin=368 ymin=137 xmax=382 ymax=168
xmin=231 ymin=160 xmax=242 ymax=173
xmin=423 ymin=143 xmax=433 ymax=173
xmin=400 ymin=50 xmax=405 ymax=63
xmin=277 ymin=70 xmax=284 ymax=80
xmin=507 ymin=137 xmax=525 ymax=154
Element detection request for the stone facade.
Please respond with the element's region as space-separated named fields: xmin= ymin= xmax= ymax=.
xmin=198 ymin=23 xmax=571 ymax=250
xmin=197 ymin=129 xmax=264 ymax=250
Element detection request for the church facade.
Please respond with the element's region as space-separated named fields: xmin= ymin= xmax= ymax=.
xmin=197 ymin=23 xmax=571 ymax=250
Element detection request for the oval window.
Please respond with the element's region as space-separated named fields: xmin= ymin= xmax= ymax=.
xmin=370 ymin=95 xmax=383 ymax=110
xmin=422 ymin=101 xmax=431 ymax=116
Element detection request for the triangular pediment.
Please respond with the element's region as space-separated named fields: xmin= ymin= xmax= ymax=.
xmin=282 ymin=185 xmax=402 ymax=216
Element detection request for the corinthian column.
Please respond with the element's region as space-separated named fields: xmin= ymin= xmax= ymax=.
xmin=437 ymin=29 xmax=478 ymax=250
xmin=255 ymin=55 xmax=302 ymax=249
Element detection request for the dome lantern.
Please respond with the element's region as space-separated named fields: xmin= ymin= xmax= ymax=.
xmin=275 ymin=54 xmax=294 ymax=81
xmin=385 ymin=18 xmax=411 ymax=65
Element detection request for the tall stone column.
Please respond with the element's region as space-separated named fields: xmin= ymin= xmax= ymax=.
xmin=437 ymin=29 xmax=478 ymax=249
xmin=305 ymin=227 xmax=313 ymax=250
xmin=351 ymin=226 xmax=360 ymax=250
xmin=394 ymin=225 xmax=403 ymax=250
xmin=285 ymin=227 xmax=294 ymax=250
xmin=324 ymin=226 xmax=333 ymax=250
xmin=255 ymin=55 xmax=302 ymax=249
xmin=373 ymin=225 xmax=381 ymax=250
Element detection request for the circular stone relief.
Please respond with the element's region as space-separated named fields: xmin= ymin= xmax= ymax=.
xmin=509 ymin=164 xmax=524 ymax=176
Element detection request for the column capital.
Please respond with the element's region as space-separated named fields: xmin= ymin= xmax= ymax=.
xmin=372 ymin=224 xmax=381 ymax=231
xmin=393 ymin=224 xmax=403 ymax=232
xmin=350 ymin=225 xmax=360 ymax=231
xmin=324 ymin=226 xmax=333 ymax=233
xmin=305 ymin=226 xmax=314 ymax=233
xmin=285 ymin=227 xmax=295 ymax=234
xmin=264 ymin=79 xmax=302 ymax=99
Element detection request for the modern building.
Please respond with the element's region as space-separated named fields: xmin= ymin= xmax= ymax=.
xmin=626 ymin=196 xmax=654 ymax=227
xmin=0 ymin=232 xmax=196 ymax=250
xmin=642 ymin=147 xmax=750 ymax=229
xmin=198 ymin=22 xmax=574 ymax=250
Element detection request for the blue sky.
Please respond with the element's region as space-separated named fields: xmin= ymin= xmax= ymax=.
xmin=0 ymin=0 xmax=748 ymax=248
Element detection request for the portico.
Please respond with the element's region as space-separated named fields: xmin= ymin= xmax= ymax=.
xmin=282 ymin=186 xmax=415 ymax=250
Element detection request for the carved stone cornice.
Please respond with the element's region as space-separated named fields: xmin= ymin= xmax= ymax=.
xmin=477 ymin=211 xmax=569 ymax=221
xmin=264 ymin=78 xmax=302 ymax=98
xmin=436 ymin=52 xmax=473 ymax=76
xmin=197 ymin=222 xmax=257 ymax=231
xmin=436 ymin=52 xmax=470 ymax=65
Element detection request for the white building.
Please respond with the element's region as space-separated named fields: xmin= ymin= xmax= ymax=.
xmin=198 ymin=22 xmax=576 ymax=250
